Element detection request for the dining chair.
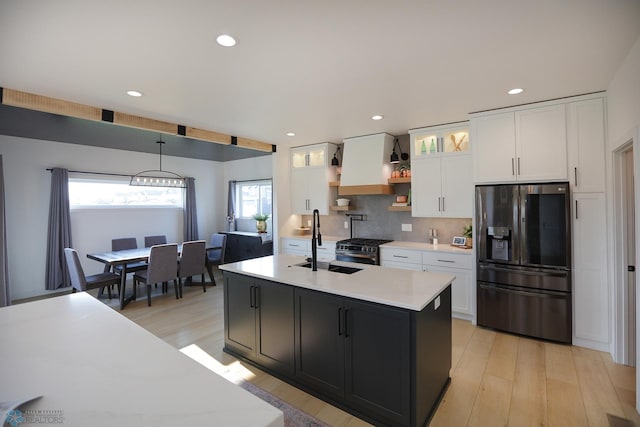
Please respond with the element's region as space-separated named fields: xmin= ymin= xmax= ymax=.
xmin=133 ymin=244 xmax=179 ymax=306
xmin=64 ymin=248 xmax=121 ymax=297
xmin=111 ymin=237 xmax=148 ymax=274
xmin=144 ymin=235 xmax=167 ymax=248
xmin=206 ymin=233 xmax=227 ymax=286
xmin=178 ymin=240 xmax=207 ymax=293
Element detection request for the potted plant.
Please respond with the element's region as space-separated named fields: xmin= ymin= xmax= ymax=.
xmin=462 ymin=224 xmax=473 ymax=247
xmin=253 ymin=213 xmax=270 ymax=233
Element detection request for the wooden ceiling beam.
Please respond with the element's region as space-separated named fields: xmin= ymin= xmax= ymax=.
xmin=0 ymin=87 xmax=274 ymax=153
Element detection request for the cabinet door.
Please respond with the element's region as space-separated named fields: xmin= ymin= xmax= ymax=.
xmin=295 ymin=288 xmax=345 ymax=398
xmin=223 ymin=273 xmax=256 ymax=358
xmin=306 ymin=166 xmax=331 ymax=215
xmin=291 ymin=168 xmax=311 ymax=214
xmin=441 ymin=155 xmax=473 ymax=218
xmin=573 ymin=193 xmax=609 ymax=344
xmin=471 ymin=112 xmax=516 ymax=183
xmin=255 ymin=279 xmax=295 ymax=375
xmin=568 ymin=98 xmax=606 ymax=193
xmin=424 ymin=265 xmax=472 ymax=317
xmin=411 ymin=157 xmax=442 ymax=217
xmin=515 ymin=104 xmax=567 ymax=181
xmin=344 ymin=300 xmax=411 ymax=426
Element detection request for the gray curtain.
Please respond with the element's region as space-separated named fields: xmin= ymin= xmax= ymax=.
xmin=0 ymin=156 xmax=11 ymax=306
xmin=183 ymin=177 xmax=199 ymax=241
xmin=227 ymin=180 xmax=236 ymax=232
xmin=45 ymin=168 xmax=73 ymax=290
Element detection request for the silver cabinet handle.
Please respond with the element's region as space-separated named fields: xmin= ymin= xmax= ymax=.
xmin=442 ymin=197 xmax=445 ymax=211
xmin=437 ymin=259 xmax=455 ymax=263
xmin=393 ymin=255 xmax=409 ymax=259
xmin=574 ymin=167 xmax=578 ymax=187
xmin=288 ymin=243 xmax=300 ymax=247
xmin=575 ymin=200 xmax=578 ymax=219
xmin=517 ymin=157 xmax=521 ymax=175
xmin=438 ymin=196 xmax=441 ymax=212
xmin=511 ymin=158 xmax=515 ymax=175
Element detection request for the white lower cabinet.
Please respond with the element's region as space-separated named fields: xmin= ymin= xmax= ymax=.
xmin=572 ymin=192 xmax=609 ymax=348
xmin=281 ymin=238 xmax=336 ymax=262
xmin=381 ymin=247 xmax=473 ymax=319
xmin=281 ymin=238 xmax=310 ymax=257
xmin=422 ymin=251 xmax=473 ymax=320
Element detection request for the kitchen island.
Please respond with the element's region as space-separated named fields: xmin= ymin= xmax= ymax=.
xmin=220 ymin=254 xmax=454 ymax=427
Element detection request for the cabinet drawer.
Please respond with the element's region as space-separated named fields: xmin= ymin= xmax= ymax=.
xmin=380 ymin=248 xmax=422 ymax=264
xmin=422 ymin=251 xmax=472 ymax=269
xmin=281 ymin=238 xmax=310 ymax=254
xmin=315 ymin=243 xmax=336 ymax=261
xmin=381 ymin=260 xmax=422 ymax=271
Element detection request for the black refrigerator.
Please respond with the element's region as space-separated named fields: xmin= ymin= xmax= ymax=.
xmin=476 ymin=182 xmax=572 ymax=343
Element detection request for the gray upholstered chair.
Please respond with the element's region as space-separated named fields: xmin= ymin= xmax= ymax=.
xmin=133 ymin=244 xmax=179 ymax=306
xmin=144 ymin=235 xmax=167 ymax=247
xmin=206 ymin=233 xmax=227 ymax=286
xmin=111 ymin=237 xmax=147 ymax=274
xmin=178 ymin=240 xmax=207 ymax=293
xmin=64 ymin=248 xmax=121 ymax=297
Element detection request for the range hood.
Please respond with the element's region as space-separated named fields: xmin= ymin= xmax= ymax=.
xmin=338 ymin=133 xmax=395 ymax=195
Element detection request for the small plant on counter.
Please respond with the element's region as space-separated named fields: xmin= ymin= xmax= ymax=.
xmin=462 ymin=224 xmax=473 ymax=247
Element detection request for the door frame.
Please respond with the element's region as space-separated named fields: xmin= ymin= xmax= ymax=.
xmin=610 ymin=125 xmax=640 ymax=411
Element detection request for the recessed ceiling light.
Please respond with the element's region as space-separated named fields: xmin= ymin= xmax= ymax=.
xmin=286 ymin=132 xmax=296 ymax=137
xmin=127 ymin=90 xmax=142 ymax=97
xmin=216 ymin=34 xmax=236 ymax=47
xmin=372 ymin=115 xmax=383 ymax=121
xmin=508 ymin=88 xmax=524 ymax=95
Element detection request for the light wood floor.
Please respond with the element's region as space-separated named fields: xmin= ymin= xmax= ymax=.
xmin=99 ymin=273 xmax=639 ymax=427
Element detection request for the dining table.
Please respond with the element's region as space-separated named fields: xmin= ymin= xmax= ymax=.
xmin=87 ymin=244 xmax=220 ymax=309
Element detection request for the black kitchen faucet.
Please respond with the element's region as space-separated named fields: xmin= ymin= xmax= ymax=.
xmin=311 ymin=208 xmax=322 ymax=271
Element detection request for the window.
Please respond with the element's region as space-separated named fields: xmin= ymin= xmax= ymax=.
xmin=236 ymin=180 xmax=272 ymax=218
xmin=69 ymin=177 xmax=183 ymax=208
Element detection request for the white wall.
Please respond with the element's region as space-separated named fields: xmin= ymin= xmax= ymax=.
xmin=0 ymin=135 xmax=223 ymax=300
xmin=606 ymin=34 xmax=640 ymax=411
xmin=607 ymin=36 xmax=640 ymax=150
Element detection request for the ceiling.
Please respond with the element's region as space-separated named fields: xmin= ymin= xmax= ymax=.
xmin=1 ymin=0 xmax=639 ymax=158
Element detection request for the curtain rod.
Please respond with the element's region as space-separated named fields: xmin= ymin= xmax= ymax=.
xmin=45 ymin=168 xmax=195 ymax=180
xmin=230 ymin=178 xmax=272 ymax=184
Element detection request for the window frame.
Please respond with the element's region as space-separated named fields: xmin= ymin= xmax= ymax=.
xmin=235 ymin=179 xmax=273 ymax=219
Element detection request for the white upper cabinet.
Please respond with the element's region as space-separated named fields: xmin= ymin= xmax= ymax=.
xmin=410 ymin=122 xmax=472 ymax=218
xmin=472 ymin=103 xmax=567 ymax=183
xmin=290 ymin=143 xmax=336 ymax=215
xmin=567 ymin=97 xmax=606 ymax=193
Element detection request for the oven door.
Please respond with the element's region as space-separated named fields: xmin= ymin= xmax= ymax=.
xmin=335 ymin=252 xmax=377 ymax=265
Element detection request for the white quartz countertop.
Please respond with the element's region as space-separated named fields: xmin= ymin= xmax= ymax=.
xmin=381 ymin=240 xmax=473 ymax=255
xmin=220 ymin=254 xmax=454 ymax=311
xmin=0 ymin=293 xmax=283 ymax=427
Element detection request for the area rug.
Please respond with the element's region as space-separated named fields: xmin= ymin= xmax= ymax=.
xmin=238 ymin=381 xmax=330 ymax=427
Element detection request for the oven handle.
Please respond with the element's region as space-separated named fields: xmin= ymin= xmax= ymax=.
xmin=336 ymin=252 xmax=375 ymax=260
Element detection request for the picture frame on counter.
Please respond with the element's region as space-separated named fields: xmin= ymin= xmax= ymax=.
xmin=451 ymin=236 xmax=467 ymax=246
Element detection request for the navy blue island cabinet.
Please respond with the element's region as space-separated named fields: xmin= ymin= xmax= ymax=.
xmin=223 ymin=271 xmax=452 ymax=427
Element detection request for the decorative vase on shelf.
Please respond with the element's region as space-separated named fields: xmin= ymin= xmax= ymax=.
xmin=253 ymin=214 xmax=269 ymax=233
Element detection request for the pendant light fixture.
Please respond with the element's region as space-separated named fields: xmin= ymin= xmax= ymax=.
xmin=331 ymin=146 xmax=342 ymax=166
xmin=130 ymin=136 xmax=186 ymax=188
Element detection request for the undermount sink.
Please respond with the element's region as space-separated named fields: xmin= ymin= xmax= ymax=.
xmin=294 ymin=261 xmax=362 ymax=275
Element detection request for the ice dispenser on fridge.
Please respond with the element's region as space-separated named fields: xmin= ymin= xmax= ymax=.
xmin=487 ymin=226 xmax=511 ymax=261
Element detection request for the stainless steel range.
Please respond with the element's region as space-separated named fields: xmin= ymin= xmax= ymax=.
xmin=335 ymin=238 xmax=393 ymax=265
